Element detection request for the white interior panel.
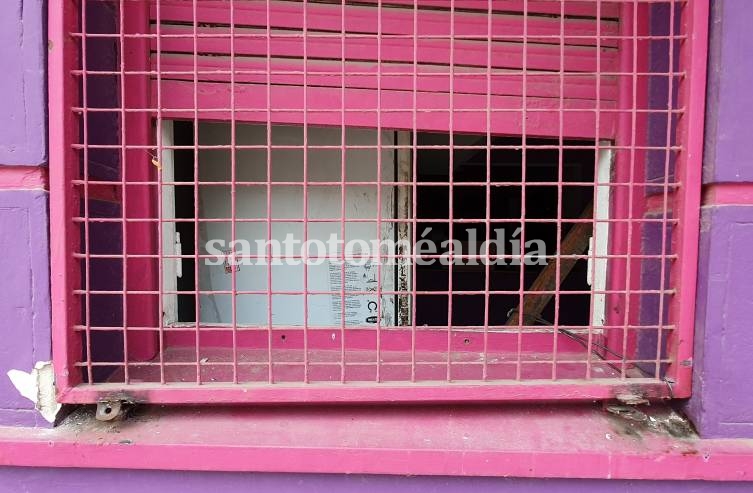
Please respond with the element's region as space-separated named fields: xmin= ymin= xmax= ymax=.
xmin=588 ymin=145 xmax=612 ymax=328
xmin=194 ymin=123 xmax=396 ymax=327
xmin=160 ymin=121 xmax=178 ymax=325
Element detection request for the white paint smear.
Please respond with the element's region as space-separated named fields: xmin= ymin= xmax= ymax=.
xmin=7 ymin=361 xmax=61 ymax=424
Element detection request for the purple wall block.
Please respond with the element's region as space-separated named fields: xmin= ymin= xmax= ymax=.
xmin=703 ymin=0 xmax=753 ymax=183
xmin=0 ymin=190 xmax=51 ymax=427
xmin=0 ymin=0 xmax=46 ymax=166
xmin=686 ymin=206 xmax=753 ymax=438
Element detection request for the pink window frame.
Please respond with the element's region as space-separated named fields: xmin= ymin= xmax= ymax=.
xmin=48 ymin=0 xmax=709 ymax=404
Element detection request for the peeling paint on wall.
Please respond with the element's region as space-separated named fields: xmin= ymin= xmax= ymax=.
xmin=7 ymin=361 xmax=61 ymax=423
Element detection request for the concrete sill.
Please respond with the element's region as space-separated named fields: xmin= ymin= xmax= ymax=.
xmin=0 ymin=403 xmax=752 ymax=480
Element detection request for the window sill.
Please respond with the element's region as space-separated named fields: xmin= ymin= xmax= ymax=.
xmin=0 ymin=403 xmax=751 ymax=481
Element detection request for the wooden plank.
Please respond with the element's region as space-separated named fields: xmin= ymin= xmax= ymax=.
xmin=153 ymin=79 xmax=617 ymax=139
xmin=152 ymin=24 xmax=619 ymax=73
xmin=153 ymin=0 xmax=619 ymax=48
xmin=505 ymin=201 xmax=594 ymax=327
xmin=123 ymin=1 xmax=161 ymax=361
xmin=153 ymin=54 xmax=619 ymax=102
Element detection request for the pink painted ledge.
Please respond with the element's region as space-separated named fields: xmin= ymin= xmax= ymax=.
xmin=703 ymin=183 xmax=753 ymax=206
xmin=0 ymin=404 xmax=752 ymax=481
xmin=0 ymin=166 xmax=48 ymax=190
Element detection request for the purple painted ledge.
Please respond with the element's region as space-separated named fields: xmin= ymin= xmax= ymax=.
xmin=0 ymin=190 xmax=51 ymax=427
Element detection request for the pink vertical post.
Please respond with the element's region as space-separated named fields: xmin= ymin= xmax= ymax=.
xmin=50 ymin=0 xmax=84 ymax=392
xmin=666 ymin=0 xmax=710 ymax=397
xmin=123 ymin=0 xmax=159 ymax=362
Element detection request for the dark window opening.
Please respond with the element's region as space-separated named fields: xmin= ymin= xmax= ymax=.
xmin=173 ymin=121 xmax=197 ymax=323
xmin=415 ymin=133 xmax=597 ymax=329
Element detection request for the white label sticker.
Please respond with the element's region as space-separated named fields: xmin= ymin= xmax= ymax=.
xmin=328 ymin=261 xmax=380 ymax=326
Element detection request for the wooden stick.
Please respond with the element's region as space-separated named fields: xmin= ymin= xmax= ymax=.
xmin=506 ymin=201 xmax=594 ymax=326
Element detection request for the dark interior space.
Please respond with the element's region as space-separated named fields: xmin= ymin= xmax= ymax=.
xmin=172 ymin=120 xmax=197 ymax=322
xmin=414 ymin=133 xmax=596 ymax=328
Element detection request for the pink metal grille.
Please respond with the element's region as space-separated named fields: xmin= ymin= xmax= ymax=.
xmin=49 ymin=0 xmax=708 ymax=404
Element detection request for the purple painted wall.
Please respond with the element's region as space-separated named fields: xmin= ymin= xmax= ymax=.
xmin=703 ymin=0 xmax=753 ymax=183
xmin=685 ymin=0 xmax=753 ymax=439
xmin=0 ymin=192 xmax=51 ymax=428
xmin=0 ymin=0 xmax=50 ymax=426
xmin=686 ymin=206 xmax=753 ymax=438
xmin=0 ymin=468 xmax=750 ymax=493
xmin=0 ymin=0 xmax=46 ymax=166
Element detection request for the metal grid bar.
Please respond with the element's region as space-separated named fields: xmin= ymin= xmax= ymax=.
xmin=49 ymin=0 xmax=708 ymax=403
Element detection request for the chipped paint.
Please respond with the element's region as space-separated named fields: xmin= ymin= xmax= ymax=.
xmin=6 ymin=361 xmax=61 ymax=423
